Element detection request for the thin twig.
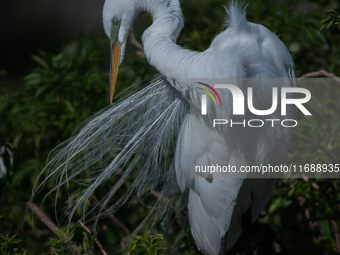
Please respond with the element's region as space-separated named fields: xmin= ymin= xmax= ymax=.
xmin=297 ymin=69 xmax=340 ymax=83
xmin=26 ymin=202 xmax=80 ymax=254
xmin=272 ymin=237 xmax=291 ymax=255
xmin=78 ymin=220 xmax=108 ymax=255
xmin=276 ymin=216 xmax=340 ymax=235
xmin=108 ymin=213 xmax=130 ymax=235
xmin=49 ymin=246 xmax=58 ymax=255
xmin=293 ymin=131 xmax=338 ymax=163
xmin=92 ymin=196 xmax=130 ymax=235
xmin=120 ymin=236 xmax=130 ymax=250
xmin=26 ymin=202 xmax=62 ymax=235
xmin=130 ymin=27 xmax=146 ymax=58
xmin=151 ymin=190 xmax=188 ymax=215
xmin=298 ymin=196 xmax=317 ymax=230
xmin=330 ymin=219 xmax=340 ymax=253
xmin=92 ymin=196 xmax=130 ymax=249
xmin=252 ymin=215 xmax=340 ymax=248
xmin=295 ymin=70 xmax=339 ymax=163
xmin=29 ymin=229 xmax=51 ymax=239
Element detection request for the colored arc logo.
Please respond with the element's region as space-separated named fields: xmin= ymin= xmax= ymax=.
xmin=197 ymin=82 xmax=223 ymax=106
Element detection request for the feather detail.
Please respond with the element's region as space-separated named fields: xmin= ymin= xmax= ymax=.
xmin=224 ymin=1 xmax=248 ymax=29
xmin=33 ymin=75 xmax=188 ymax=221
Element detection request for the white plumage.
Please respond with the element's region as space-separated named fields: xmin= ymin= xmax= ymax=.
xmin=35 ymin=1 xmax=296 ymax=254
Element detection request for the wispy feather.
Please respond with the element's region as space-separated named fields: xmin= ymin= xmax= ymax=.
xmin=32 ymin=75 xmax=188 ymax=223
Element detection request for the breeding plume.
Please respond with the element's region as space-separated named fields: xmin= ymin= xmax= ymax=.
xmin=35 ymin=1 xmax=296 ymax=254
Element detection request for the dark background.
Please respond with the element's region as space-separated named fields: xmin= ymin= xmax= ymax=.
xmin=0 ymin=0 xmax=150 ymax=88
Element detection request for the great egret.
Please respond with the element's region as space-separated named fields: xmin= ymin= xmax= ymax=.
xmin=35 ymin=1 xmax=296 ymax=254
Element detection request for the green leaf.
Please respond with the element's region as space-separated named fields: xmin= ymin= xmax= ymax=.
xmin=269 ymin=197 xmax=282 ymax=213
xmin=31 ymin=55 xmax=49 ymax=69
xmin=9 ymin=238 xmax=22 ymax=244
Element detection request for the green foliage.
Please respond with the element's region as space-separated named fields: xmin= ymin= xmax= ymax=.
xmin=77 ymin=231 xmax=95 ymax=255
xmin=44 ymin=227 xmax=77 ymax=255
xmin=0 ymin=233 xmax=27 ymax=255
xmin=40 ymin=226 xmax=94 ymax=255
xmin=127 ymin=232 xmax=166 ymax=255
xmin=320 ymin=9 xmax=340 ymax=31
xmin=36 ymin=226 xmax=95 ymax=255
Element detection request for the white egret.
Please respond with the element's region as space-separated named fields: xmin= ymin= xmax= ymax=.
xmin=35 ymin=1 xmax=296 ymax=254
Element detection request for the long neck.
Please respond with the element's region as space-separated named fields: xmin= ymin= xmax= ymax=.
xmin=136 ymin=0 xmax=198 ymax=97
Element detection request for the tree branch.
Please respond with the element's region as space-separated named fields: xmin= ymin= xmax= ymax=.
xmin=293 ymin=131 xmax=338 ymax=163
xmin=330 ymin=219 xmax=340 ymax=253
xmin=78 ymin=220 xmax=108 ymax=255
xmin=92 ymin=196 xmax=130 ymax=235
xmin=130 ymin=27 xmax=146 ymax=58
xmin=297 ymin=69 xmax=340 ymax=83
xmin=276 ymin=216 xmax=340 ymax=235
xmin=252 ymin=216 xmax=340 ymax=249
xmin=91 ymin=196 xmax=131 ymax=250
xmin=26 ymin=202 xmax=80 ymax=254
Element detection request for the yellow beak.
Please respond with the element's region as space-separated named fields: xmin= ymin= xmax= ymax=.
xmin=109 ymin=18 xmax=122 ymax=104
xmin=109 ymin=40 xmax=121 ymax=104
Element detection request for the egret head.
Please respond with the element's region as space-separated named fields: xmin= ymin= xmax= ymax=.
xmin=103 ymin=0 xmax=139 ymax=103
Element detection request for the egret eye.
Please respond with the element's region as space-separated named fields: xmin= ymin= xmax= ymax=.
xmin=112 ymin=17 xmax=119 ymax=25
xmin=110 ymin=18 xmax=122 ymax=45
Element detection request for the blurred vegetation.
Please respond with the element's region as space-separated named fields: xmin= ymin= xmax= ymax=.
xmin=320 ymin=9 xmax=340 ymax=31
xmin=0 ymin=232 xmax=27 ymax=255
xmin=127 ymin=232 xmax=166 ymax=255
xmin=1 ymin=0 xmax=340 ymax=254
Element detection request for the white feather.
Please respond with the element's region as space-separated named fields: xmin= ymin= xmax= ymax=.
xmin=34 ymin=1 xmax=296 ymax=254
